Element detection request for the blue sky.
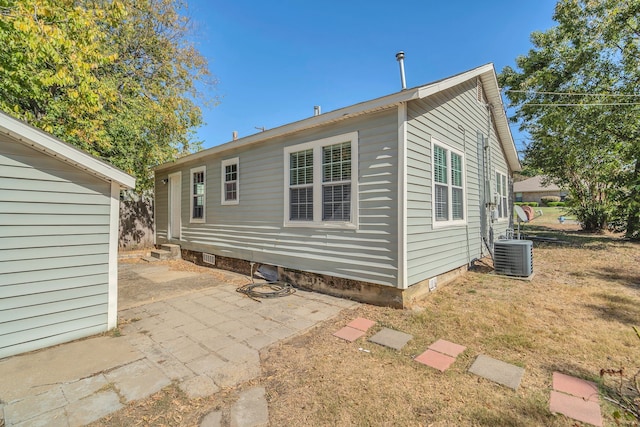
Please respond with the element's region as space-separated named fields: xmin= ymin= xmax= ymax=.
xmin=186 ymin=1 xmax=558 ymax=153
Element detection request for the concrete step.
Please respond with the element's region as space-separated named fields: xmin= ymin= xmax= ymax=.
xmin=150 ymin=249 xmax=172 ymax=260
xmin=159 ymin=244 xmax=181 ymax=258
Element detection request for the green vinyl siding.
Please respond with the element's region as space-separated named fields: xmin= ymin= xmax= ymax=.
xmin=156 ymin=109 xmax=399 ymax=287
xmin=0 ymin=138 xmax=111 ymax=359
xmin=406 ymin=79 xmax=510 ymax=285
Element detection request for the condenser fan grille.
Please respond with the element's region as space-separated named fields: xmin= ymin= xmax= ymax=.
xmin=494 ymin=240 xmax=533 ymax=277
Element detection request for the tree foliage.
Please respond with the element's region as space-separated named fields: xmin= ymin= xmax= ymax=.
xmin=499 ymin=0 xmax=640 ymax=237
xmin=0 ymin=0 xmax=213 ymax=189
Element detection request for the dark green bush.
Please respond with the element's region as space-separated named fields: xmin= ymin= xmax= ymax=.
xmin=547 ymin=201 xmax=566 ymax=207
xmin=541 ymin=196 xmax=561 ymax=206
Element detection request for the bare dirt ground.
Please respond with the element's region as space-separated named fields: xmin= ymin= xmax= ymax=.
xmin=98 ymin=218 xmax=639 ymax=426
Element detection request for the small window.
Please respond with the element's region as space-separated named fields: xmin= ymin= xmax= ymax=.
xmin=284 ymin=132 xmax=358 ymax=228
xmin=221 ymin=158 xmax=239 ymax=205
xmin=432 ymin=139 xmax=466 ymax=227
xmin=495 ymin=171 xmax=508 ymax=219
xmin=190 ymin=166 xmax=206 ymax=222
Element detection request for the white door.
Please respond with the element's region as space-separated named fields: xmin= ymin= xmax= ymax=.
xmin=168 ymin=172 xmax=181 ymax=240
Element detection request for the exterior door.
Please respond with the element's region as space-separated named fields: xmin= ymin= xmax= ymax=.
xmin=168 ymin=172 xmax=181 ymax=240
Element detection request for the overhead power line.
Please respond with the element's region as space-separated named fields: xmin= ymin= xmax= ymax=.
xmin=505 ymin=90 xmax=640 ymax=97
xmin=524 ymin=102 xmax=640 ymax=106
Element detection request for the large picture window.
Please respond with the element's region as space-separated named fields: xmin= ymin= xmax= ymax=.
xmin=221 ymin=158 xmax=239 ymax=205
xmin=284 ymin=132 xmax=358 ymax=228
xmin=190 ymin=166 xmax=206 ymax=222
xmin=432 ymin=139 xmax=465 ymax=227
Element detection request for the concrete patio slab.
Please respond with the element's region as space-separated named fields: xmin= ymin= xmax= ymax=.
xmin=549 ymin=390 xmax=603 ymax=426
xmin=347 ymin=317 xmax=376 ymax=332
xmin=552 ymin=372 xmax=599 ymax=402
xmin=333 ymin=326 xmax=366 ymax=342
xmin=0 ymin=261 xmax=360 ymax=427
xmin=428 ymin=339 xmax=466 ymax=358
xmin=230 ymin=387 xmax=269 ymax=427
xmin=200 ymin=410 xmax=222 ymax=427
xmin=105 ymin=359 xmax=172 ymax=402
xmin=368 ymin=328 xmax=413 ymax=350
xmin=0 ymin=336 xmax=141 ymax=403
xmin=66 ymin=390 xmax=123 ymax=426
xmin=468 ymin=355 xmax=525 ymax=390
xmin=179 ymin=375 xmax=220 ymax=399
xmin=414 ymin=349 xmax=456 ymax=372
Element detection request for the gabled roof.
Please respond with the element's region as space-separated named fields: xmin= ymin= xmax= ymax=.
xmin=0 ymin=111 xmax=135 ymax=189
xmin=513 ymin=175 xmax=562 ymax=193
xmin=156 ymin=63 xmax=520 ymax=172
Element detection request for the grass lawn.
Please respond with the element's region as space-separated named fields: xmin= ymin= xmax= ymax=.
xmin=93 ymin=221 xmax=640 ymax=426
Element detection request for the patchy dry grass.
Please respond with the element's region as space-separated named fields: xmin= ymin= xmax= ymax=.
xmin=97 ymin=221 xmax=639 ymax=426
xmin=262 ymin=224 xmax=640 ymax=426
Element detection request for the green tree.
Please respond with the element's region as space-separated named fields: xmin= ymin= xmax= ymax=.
xmin=0 ymin=0 xmax=213 ymax=189
xmin=499 ymin=0 xmax=640 ymax=236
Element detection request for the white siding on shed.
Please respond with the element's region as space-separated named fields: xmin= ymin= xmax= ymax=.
xmin=0 ymin=139 xmax=112 ymax=359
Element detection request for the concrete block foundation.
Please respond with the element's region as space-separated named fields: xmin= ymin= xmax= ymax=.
xmin=181 ymin=249 xmax=468 ymax=309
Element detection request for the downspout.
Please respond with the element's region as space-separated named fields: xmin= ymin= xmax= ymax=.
xmin=483 ymin=103 xmax=495 ymax=258
xmin=459 ymin=125 xmax=472 ymax=266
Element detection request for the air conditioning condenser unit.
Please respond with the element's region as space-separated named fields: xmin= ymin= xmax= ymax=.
xmin=494 ymin=240 xmax=533 ymax=277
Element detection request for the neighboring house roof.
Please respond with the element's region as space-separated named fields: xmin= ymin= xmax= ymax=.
xmin=156 ymin=63 xmax=520 ymax=172
xmin=513 ymin=175 xmax=561 ymax=193
xmin=0 ymin=111 xmax=135 ymax=188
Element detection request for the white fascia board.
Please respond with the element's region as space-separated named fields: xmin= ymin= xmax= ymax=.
xmin=155 ymin=89 xmax=422 ymax=172
xmin=0 ymin=112 xmax=136 ymax=188
xmin=155 ymin=63 xmax=521 ymax=173
xmin=477 ymin=68 xmax=522 ymax=173
xmin=415 ymin=63 xmax=495 ymax=99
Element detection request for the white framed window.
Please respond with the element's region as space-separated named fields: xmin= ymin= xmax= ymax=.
xmin=495 ymin=171 xmax=508 ymax=219
xmin=284 ymin=131 xmax=358 ymax=228
xmin=432 ymin=138 xmax=466 ymax=227
xmin=221 ymin=157 xmax=239 ymax=205
xmin=190 ymin=166 xmax=206 ymax=222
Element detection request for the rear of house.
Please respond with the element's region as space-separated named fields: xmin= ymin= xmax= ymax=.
xmin=154 ymin=63 xmax=520 ymax=307
xmin=0 ymin=112 xmax=135 ymax=359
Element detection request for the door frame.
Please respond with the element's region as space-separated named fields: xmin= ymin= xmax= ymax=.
xmin=168 ymin=172 xmax=181 ymax=240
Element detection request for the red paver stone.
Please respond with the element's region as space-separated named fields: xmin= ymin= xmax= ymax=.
xmin=553 ymin=372 xmax=599 ymax=402
xmin=346 ymin=318 xmax=376 ymax=332
xmin=428 ymin=339 xmax=466 ymax=358
xmin=414 ymin=349 xmax=456 ymax=372
xmin=549 ymin=391 xmax=603 ymax=427
xmin=333 ymin=326 xmax=365 ymax=342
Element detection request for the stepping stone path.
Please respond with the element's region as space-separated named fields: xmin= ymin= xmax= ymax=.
xmin=368 ymin=328 xmax=413 ymax=350
xmin=468 ymin=354 xmax=525 ymax=390
xmin=415 ymin=339 xmax=466 ymax=372
xmin=549 ymin=372 xmax=602 ymax=426
xmin=335 ymin=318 xmax=605 ymax=425
xmin=333 ymin=317 xmax=376 ymax=342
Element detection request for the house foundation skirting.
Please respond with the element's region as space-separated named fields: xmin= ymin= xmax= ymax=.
xmin=180 ymin=249 xmax=467 ymax=309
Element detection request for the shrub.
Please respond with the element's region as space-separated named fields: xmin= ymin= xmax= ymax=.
xmin=547 ymin=201 xmax=566 ymax=207
xmin=541 ymin=196 xmax=561 ymax=206
xmin=514 ymin=202 xmax=539 ymax=207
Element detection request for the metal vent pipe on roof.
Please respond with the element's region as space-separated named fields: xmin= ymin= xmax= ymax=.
xmin=232 ymin=131 xmax=238 ymax=141
xmin=396 ymin=51 xmax=407 ymax=90
xmin=314 ymin=105 xmax=321 ymax=116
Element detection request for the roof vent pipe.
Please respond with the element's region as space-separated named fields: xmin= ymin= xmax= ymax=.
xmin=314 ymin=105 xmax=321 ymax=116
xmin=396 ymin=51 xmax=407 ymax=90
xmin=232 ymin=131 xmax=238 ymax=141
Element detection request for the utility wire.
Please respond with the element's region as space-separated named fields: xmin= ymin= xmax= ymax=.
xmin=524 ymin=102 xmax=640 ymax=106
xmin=505 ymin=90 xmax=640 ymax=97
